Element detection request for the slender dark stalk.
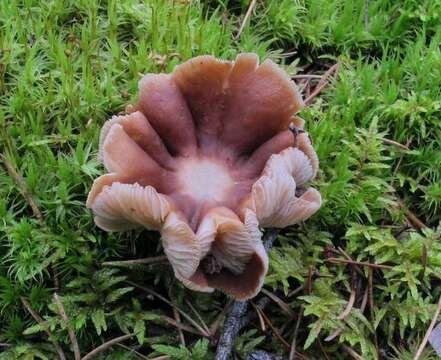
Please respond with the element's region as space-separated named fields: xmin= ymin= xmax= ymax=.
xmin=414 ymin=295 xmax=441 ymax=360
xmin=81 ymin=334 xmax=133 ymax=360
xmin=289 ymin=306 xmax=304 ymax=360
xmin=215 ymin=230 xmax=279 ymax=360
xmin=0 ymin=153 xmax=43 ymax=224
xmin=127 ymin=281 xmax=210 ymax=337
xmin=53 ymin=293 xmax=81 ymax=360
xmin=235 ymin=0 xmax=258 ymax=39
xmin=215 ymin=301 xmax=249 ymax=360
xmin=325 ymin=257 xmax=393 ymax=270
xmin=102 ymin=255 xmax=167 ymax=267
xmin=20 ymin=297 xmax=67 ymax=360
xmin=304 ymin=63 xmax=340 ymax=105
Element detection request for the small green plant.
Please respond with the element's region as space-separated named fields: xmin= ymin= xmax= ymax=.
xmin=152 ymin=339 xmax=211 ymax=360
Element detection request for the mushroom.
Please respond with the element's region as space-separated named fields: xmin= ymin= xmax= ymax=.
xmin=86 ymin=53 xmax=321 ymax=300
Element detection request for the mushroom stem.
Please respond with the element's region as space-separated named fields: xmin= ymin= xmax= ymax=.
xmin=215 ymin=230 xmax=279 ymax=360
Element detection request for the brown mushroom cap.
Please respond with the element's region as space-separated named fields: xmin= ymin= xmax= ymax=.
xmin=87 ymin=53 xmax=321 ymax=300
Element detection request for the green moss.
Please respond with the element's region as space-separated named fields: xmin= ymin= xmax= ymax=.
xmin=0 ymin=0 xmax=440 ymax=359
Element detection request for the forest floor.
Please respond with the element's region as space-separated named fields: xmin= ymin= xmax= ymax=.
xmin=0 ymin=0 xmax=440 ymax=359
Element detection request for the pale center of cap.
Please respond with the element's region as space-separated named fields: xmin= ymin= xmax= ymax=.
xmin=177 ymin=158 xmax=234 ymax=203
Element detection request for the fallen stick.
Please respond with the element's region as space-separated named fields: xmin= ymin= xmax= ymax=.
xmin=414 ymin=295 xmax=441 ymax=360
xmin=304 ymin=63 xmax=340 ymax=106
xmin=292 ymin=74 xmax=322 ymax=80
xmin=53 ymin=293 xmax=81 ymax=360
xmin=20 ymin=297 xmax=67 ymax=360
xmin=173 ymin=307 xmax=186 ymax=346
xmin=325 ymin=257 xmax=393 ymax=270
xmin=255 ymin=306 xmax=290 ymax=349
xmin=342 ymin=345 xmax=364 ymax=360
xmin=0 ymin=153 xmax=43 ymax=224
xmin=127 ymin=281 xmax=210 ymax=337
xmin=325 ymin=286 xmax=368 ymax=343
xmin=288 ymin=306 xmax=304 ymax=360
xmin=102 ymin=255 xmax=168 ymax=267
xmin=381 ymin=137 xmax=410 ymax=151
xmin=235 ymin=0 xmax=258 ymax=40
xmin=337 ymin=288 xmax=356 ymax=320
xmin=81 ymin=334 xmax=133 ymax=360
xmin=1 ymin=153 xmax=61 ymax=290
xmin=396 ymin=198 xmax=428 ymax=229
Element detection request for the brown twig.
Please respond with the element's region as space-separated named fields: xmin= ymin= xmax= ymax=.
xmin=20 ymin=297 xmax=66 ymax=360
xmin=360 ymin=286 xmax=369 ymax=313
xmin=290 ymin=260 xmax=314 ymax=359
xmin=250 ymin=301 xmax=266 ymax=331
xmin=235 ymin=0 xmax=258 ymax=39
xmin=303 ymin=80 xmax=311 ymax=99
xmin=368 ymin=266 xmax=379 ymax=356
xmin=81 ymin=334 xmax=133 ymax=360
xmin=392 ymin=138 xmax=412 ymax=176
xmin=414 ymin=295 xmax=441 ymax=360
xmin=168 ymin=280 xmax=187 ymax=344
xmin=127 ymin=281 xmax=210 ymax=337
xmin=173 ymin=308 xmax=185 ymax=346
xmin=116 ymin=343 xmax=149 ymax=359
xmin=325 ymin=286 xmax=368 ymax=343
xmin=342 ymin=345 xmax=364 ymax=360
xmin=317 ymin=338 xmax=331 ymax=360
xmin=1 ymin=154 xmax=61 ymax=290
xmin=324 ymin=328 xmax=341 ymax=342
xmin=240 ymin=296 xmax=271 ymax=329
xmin=261 ymin=288 xmax=296 ymax=318
xmin=257 ymin=306 xmax=290 ymax=350
xmin=102 ymin=255 xmax=168 ymax=267
xmin=289 ymin=306 xmax=304 ymax=360
xmin=287 ymin=285 xmax=305 ymax=298
xmin=185 ymin=300 xmax=211 ymax=336
xmin=393 ymin=223 xmax=412 ymax=239
xmin=325 ymin=257 xmax=393 ymax=270
xmin=396 ymin=198 xmax=428 ymax=229
xmin=381 ymin=137 xmax=410 ymax=151
xmin=292 ymin=74 xmax=323 ymax=80
xmin=159 ymin=315 xmax=206 ymax=336
xmin=338 ymin=288 xmax=356 ymax=320
xmin=337 ymin=247 xmax=364 ymax=277
xmin=304 ymin=63 xmax=340 ymax=106
xmin=0 ymin=153 xmax=44 ymax=224
xmin=53 ymin=293 xmax=81 ymax=360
